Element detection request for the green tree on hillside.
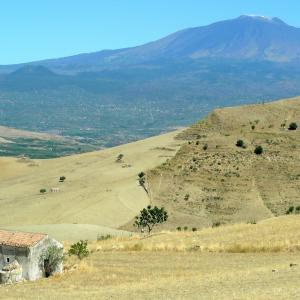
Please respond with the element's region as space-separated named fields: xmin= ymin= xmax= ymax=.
xmin=288 ymin=122 xmax=298 ymax=130
xmin=254 ymin=145 xmax=263 ymax=155
xmin=134 ymin=205 xmax=168 ymax=234
xmin=68 ymin=240 xmax=89 ymax=260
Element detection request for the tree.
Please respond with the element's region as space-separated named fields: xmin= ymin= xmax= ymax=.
xmin=40 ymin=188 xmax=47 ymax=194
xmin=288 ymin=122 xmax=298 ymax=130
xmin=254 ymin=145 xmax=263 ymax=155
xmin=138 ymin=171 xmax=148 ymax=193
xmin=68 ymin=240 xmax=89 ymax=260
xmin=40 ymin=245 xmax=63 ymax=277
xmin=134 ymin=205 xmax=168 ymax=234
xmin=116 ymin=154 xmax=124 ymax=162
xmin=236 ymin=139 xmax=244 ymax=148
xmin=59 ymin=176 xmax=66 ymax=182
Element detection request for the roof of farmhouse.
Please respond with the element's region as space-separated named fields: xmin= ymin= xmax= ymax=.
xmin=0 ymin=230 xmax=46 ymax=247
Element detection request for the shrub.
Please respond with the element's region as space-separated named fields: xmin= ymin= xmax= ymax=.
xmin=236 ymin=139 xmax=244 ymax=148
xmin=116 ymin=154 xmax=124 ymax=162
xmin=212 ymin=221 xmax=221 ymax=228
xmin=183 ymin=226 xmax=188 ymax=231
xmin=40 ymin=245 xmax=63 ymax=277
xmin=196 ymin=141 xmax=200 ymax=145
xmin=296 ymin=206 xmax=300 ymax=214
xmin=203 ymin=144 xmax=208 ymax=151
xmin=176 ymin=226 xmax=182 ymax=231
xmin=288 ymin=122 xmax=298 ymax=130
xmin=184 ymin=194 xmax=190 ymax=201
xmin=40 ymin=188 xmax=47 ymax=194
xmin=286 ymin=206 xmax=294 ymax=214
xmin=251 ymin=125 xmax=255 ymax=130
xmin=134 ymin=205 xmax=168 ymax=234
xmin=138 ymin=171 xmax=145 ymax=179
xmin=68 ymin=240 xmax=89 ymax=260
xmin=192 ymin=227 xmax=197 ymax=232
xmin=254 ymin=146 xmax=263 ymax=155
xmin=59 ymin=176 xmax=66 ymax=182
xmin=97 ymin=234 xmax=112 ymax=241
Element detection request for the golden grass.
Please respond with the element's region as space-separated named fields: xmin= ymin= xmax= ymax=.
xmin=0 ymin=216 xmax=300 ymax=299
xmin=86 ymin=215 xmax=300 ymax=254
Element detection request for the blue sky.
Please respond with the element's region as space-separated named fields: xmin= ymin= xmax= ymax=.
xmin=1 ymin=0 xmax=300 ymax=64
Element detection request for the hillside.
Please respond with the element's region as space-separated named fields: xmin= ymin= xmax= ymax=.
xmin=0 ymin=129 xmax=183 ymax=240
xmin=146 ymin=96 xmax=300 ymax=229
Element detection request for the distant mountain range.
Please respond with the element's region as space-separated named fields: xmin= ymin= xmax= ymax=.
xmin=1 ymin=16 xmax=300 ymax=157
xmin=1 ymin=15 xmax=300 ymax=74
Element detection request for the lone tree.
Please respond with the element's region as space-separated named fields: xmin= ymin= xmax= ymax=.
xmin=254 ymin=145 xmax=263 ymax=155
xmin=288 ymin=122 xmax=298 ymax=131
xmin=138 ymin=171 xmax=148 ymax=194
xmin=134 ymin=205 xmax=168 ymax=234
xmin=236 ymin=139 xmax=244 ymax=148
xmin=40 ymin=245 xmax=63 ymax=277
xmin=116 ymin=153 xmax=124 ymax=162
xmin=68 ymin=240 xmax=89 ymax=260
xmin=59 ymin=176 xmax=66 ymax=182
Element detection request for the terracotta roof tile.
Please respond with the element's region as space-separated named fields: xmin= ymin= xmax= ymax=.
xmin=0 ymin=230 xmax=46 ymax=247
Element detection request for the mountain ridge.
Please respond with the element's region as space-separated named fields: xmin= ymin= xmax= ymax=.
xmin=1 ymin=15 xmax=300 ymax=74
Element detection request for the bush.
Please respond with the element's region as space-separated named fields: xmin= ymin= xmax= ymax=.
xmin=40 ymin=188 xmax=47 ymax=194
xmin=183 ymin=226 xmax=188 ymax=231
xmin=236 ymin=139 xmax=244 ymax=148
xmin=212 ymin=221 xmax=221 ymax=228
xmin=254 ymin=146 xmax=263 ymax=155
xmin=286 ymin=206 xmax=294 ymax=214
xmin=192 ymin=227 xmax=197 ymax=232
xmin=203 ymin=144 xmax=208 ymax=151
xmin=97 ymin=234 xmax=112 ymax=241
xmin=59 ymin=176 xmax=66 ymax=182
xmin=40 ymin=245 xmax=63 ymax=277
xmin=251 ymin=125 xmax=255 ymax=130
xmin=138 ymin=171 xmax=145 ymax=179
xmin=68 ymin=240 xmax=89 ymax=260
xmin=288 ymin=122 xmax=298 ymax=130
xmin=176 ymin=226 xmax=182 ymax=231
xmin=116 ymin=154 xmax=124 ymax=162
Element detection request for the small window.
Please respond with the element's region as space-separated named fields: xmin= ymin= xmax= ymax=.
xmin=6 ymin=257 xmax=10 ymax=263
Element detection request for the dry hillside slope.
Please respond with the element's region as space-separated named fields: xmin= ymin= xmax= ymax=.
xmin=0 ymin=130 xmax=183 ymax=240
xmin=147 ymin=96 xmax=300 ymax=229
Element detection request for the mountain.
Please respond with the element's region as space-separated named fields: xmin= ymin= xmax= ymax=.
xmin=1 ymin=15 xmax=300 ymax=74
xmin=1 ymin=16 xmax=300 ymax=157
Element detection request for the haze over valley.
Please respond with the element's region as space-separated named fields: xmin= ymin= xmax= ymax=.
xmin=2 ymin=15 xmax=300 ymax=157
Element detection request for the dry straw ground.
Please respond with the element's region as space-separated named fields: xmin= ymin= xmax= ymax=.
xmin=1 ymin=216 xmax=300 ymax=300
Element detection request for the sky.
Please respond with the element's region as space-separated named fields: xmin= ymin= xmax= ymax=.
xmin=1 ymin=0 xmax=300 ymax=64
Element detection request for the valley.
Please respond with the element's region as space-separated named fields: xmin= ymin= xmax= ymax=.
xmin=1 ymin=96 xmax=300 ymax=299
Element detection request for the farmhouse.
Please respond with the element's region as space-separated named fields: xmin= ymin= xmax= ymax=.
xmin=0 ymin=230 xmax=63 ymax=284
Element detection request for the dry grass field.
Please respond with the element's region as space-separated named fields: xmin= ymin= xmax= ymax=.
xmin=1 ymin=216 xmax=300 ymax=300
xmin=0 ymin=129 xmax=183 ymax=240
